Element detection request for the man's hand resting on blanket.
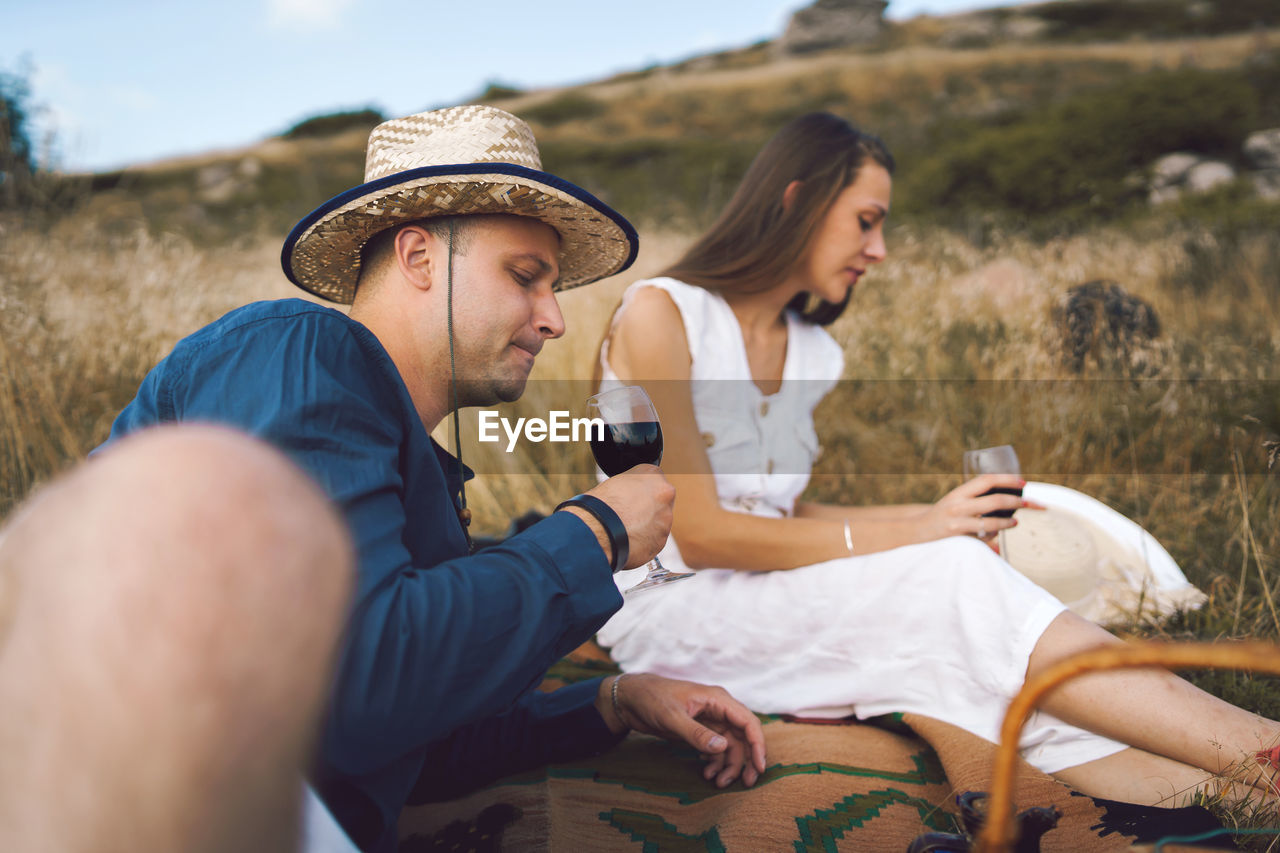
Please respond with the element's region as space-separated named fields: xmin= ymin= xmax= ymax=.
xmin=595 ymin=673 xmax=767 ymax=789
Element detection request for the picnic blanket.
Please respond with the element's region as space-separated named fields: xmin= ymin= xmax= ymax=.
xmin=396 ymin=643 xmax=1232 ymax=852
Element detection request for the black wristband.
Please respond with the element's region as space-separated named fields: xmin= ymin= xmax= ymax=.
xmin=555 ymin=494 xmax=629 ymax=573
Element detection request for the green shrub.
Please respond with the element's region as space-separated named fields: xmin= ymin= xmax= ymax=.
xmin=539 ymin=137 xmax=759 ymax=224
xmin=1034 ymin=0 xmax=1280 ymax=41
xmin=520 ymin=93 xmax=605 ymax=126
xmin=283 ymin=108 xmax=385 ymax=140
xmin=903 ymin=67 xmax=1260 ymax=218
xmin=1243 ymin=49 xmax=1280 ymax=127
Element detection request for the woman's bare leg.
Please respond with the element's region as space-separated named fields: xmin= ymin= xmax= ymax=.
xmin=1026 ymin=611 xmax=1280 ymax=791
xmin=0 ymin=426 xmax=353 ymax=853
xmin=1051 ymin=747 xmax=1233 ymax=806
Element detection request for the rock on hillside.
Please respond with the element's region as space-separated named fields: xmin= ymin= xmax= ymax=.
xmin=1245 ymin=128 xmax=1280 ymax=199
xmin=778 ymin=0 xmax=889 ymax=54
xmin=934 ymin=9 xmax=1051 ymax=48
xmin=1147 ymin=128 xmax=1280 ymax=204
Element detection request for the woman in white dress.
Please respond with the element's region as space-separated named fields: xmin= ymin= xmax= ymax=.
xmin=596 ymin=111 xmax=1280 ymax=802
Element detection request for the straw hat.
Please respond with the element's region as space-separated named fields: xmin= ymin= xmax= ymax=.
xmin=1003 ymin=482 xmax=1207 ymax=627
xmin=281 ymin=105 xmax=639 ymax=304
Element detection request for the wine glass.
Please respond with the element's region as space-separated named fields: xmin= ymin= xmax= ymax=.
xmin=586 ymin=385 xmax=694 ymax=593
xmin=962 ymin=444 xmax=1022 ymax=559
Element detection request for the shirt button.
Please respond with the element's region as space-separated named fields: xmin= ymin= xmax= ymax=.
xmin=702 ymin=431 xmax=716 ymax=448
xmin=760 ymin=401 xmax=769 ymax=416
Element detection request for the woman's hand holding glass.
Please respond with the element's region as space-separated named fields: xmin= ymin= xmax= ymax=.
xmin=910 ymin=473 xmax=1029 ymax=546
xmin=962 ymin=445 xmax=1037 ymax=555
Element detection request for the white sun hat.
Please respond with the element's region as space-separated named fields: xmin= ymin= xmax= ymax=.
xmin=1003 ymin=482 xmax=1206 ymax=627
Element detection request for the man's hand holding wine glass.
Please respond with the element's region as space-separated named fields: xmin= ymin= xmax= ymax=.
xmin=583 ymin=385 xmax=694 ymax=591
xmin=565 ymin=465 xmax=676 ymax=571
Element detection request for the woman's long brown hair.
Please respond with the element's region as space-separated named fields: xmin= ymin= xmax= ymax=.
xmin=592 ymin=113 xmax=895 ymax=387
xmin=663 ymin=111 xmax=894 ymax=326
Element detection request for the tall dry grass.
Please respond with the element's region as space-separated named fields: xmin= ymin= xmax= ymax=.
xmin=0 ymin=221 xmax=307 ymax=514
xmin=3 ymin=217 xmax=1275 ymax=562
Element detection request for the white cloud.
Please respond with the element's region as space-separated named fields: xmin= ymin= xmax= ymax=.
xmin=266 ymin=0 xmax=357 ymax=30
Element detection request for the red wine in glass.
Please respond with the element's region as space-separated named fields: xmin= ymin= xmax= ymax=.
xmin=586 ymin=386 xmax=693 ymax=593
xmin=590 ymin=421 xmax=663 ymax=476
xmin=981 ymin=487 xmax=1024 ymax=519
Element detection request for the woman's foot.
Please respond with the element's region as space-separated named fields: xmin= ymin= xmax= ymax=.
xmin=1253 ymin=745 xmax=1280 ymax=796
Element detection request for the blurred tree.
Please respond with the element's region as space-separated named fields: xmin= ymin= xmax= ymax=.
xmin=0 ymin=58 xmax=38 ymax=207
xmin=0 ymin=59 xmax=83 ymax=223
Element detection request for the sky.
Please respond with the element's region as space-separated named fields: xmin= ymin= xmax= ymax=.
xmin=7 ymin=0 xmax=1027 ymax=173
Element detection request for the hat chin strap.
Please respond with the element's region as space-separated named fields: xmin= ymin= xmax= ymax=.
xmin=446 ymin=220 xmax=473 ymax=552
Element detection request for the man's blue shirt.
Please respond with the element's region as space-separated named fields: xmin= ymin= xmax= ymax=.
xmin=103 ymin=298 xmax=625 ymax=851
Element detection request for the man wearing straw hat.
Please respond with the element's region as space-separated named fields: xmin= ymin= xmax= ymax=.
xmin=89 ymin=105 xmax=766 ymax=851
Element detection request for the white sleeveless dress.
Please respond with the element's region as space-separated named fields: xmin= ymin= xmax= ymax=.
xmin=596 ymin=277 xmax=1127 ymax=774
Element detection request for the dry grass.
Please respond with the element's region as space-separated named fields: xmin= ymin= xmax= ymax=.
xmin=4 ymin=213 xmax=1275 ymax=531
xmin=0 ymin=221 xmax=313 ymax=514
xmin=10 ymin=213 xmax=1271 ymax=562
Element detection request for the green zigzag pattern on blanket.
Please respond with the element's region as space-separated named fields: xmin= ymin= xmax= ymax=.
xmin=594 ymin=788 xmax=957 ymax=853
xmin=599 ymin=809 xmax=727 ymax=852
xmin=793 ymin=788 xmax=957 ymax=852
xmin=484 ymin=748 xmax=948 ymax=806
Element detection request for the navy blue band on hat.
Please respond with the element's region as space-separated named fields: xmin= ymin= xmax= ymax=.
xmin=280 ymin=162 xmax=639 ymax=289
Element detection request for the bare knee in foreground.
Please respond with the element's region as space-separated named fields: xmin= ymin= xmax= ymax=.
xmin=0 ymin=425 xmax=354 ymax=853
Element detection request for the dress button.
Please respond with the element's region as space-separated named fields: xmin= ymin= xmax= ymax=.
xmin=760 ymin=401 xmax=769 ymax=417
xmin=702 ymin=431 xmax=716 ymax=448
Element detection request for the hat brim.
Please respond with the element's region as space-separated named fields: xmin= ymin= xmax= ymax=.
xmin=1021 ymin=482 xmax=1190 ymax=592
xmin=281 ymin=163 xmax=639 ymax=304
xmin=1012 ymin=482 xmax=1206 ymax=626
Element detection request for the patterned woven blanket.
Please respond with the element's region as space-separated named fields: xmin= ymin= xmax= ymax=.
xmin=396 ymin=644 xmax=1232 ymax=852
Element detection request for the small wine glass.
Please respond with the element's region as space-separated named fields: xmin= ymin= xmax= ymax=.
xmin=962 ymin=444 xmax=1022 ymax=559
xmin=586 ymin=385 xmax=694 ymax=594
